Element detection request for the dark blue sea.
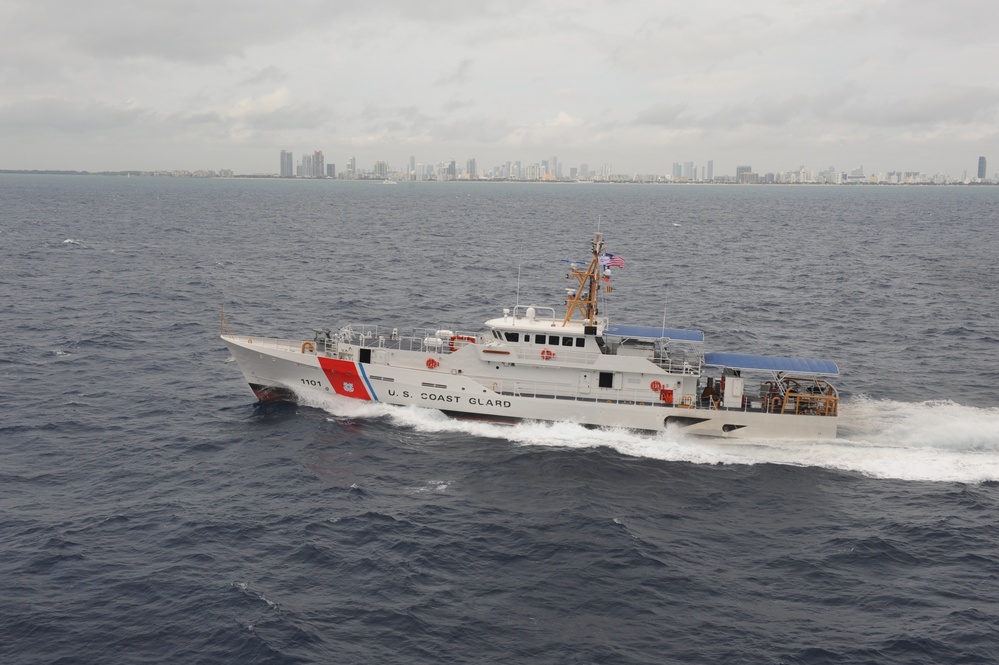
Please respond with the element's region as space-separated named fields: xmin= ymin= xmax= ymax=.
xmin=3 ymin=174 xmax=999 ymax=664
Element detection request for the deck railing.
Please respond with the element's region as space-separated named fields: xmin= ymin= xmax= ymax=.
xmin=335 ymin=325 xmax=482 ymax=354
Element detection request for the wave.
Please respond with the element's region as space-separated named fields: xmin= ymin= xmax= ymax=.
xmin=310 ymin=393 xmax=999 ymax=483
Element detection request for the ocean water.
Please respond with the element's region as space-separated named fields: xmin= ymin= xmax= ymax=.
xmin=2 ymin=174 xmax=999 ymax=664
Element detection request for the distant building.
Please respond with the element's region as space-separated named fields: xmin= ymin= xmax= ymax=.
xmin=979 ymin=156 xmax=987 ymax=180
xmin=706 ymin=160 xmax=714 ymax=182
xmin=280 ymin=150 xmax=293 ymax=178
xmin=298 ymin=153 xmax=312 ymax=177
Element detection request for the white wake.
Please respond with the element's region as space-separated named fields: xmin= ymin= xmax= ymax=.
xmin=312 ymin=394 xmax=999 ymax=483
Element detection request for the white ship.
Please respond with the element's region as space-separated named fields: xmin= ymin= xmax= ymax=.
xmin=222 ymin=234 xmax=840 ymax=439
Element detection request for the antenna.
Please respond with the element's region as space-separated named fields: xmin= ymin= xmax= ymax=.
xmin=515 ymin=264 xmax=522 ymax=314
xmin=661 ymin=296 xmax=668 ymax=338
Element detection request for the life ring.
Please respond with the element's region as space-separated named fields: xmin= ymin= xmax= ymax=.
xmin=426 ymin=358 xmax=439 ymax=369
xmin=301 ymin=341 xmax=315 ymax=354
xmin=650 ymin=380 xmax=663 ymax=392
xmin=246 ymin=338 xmax=252 ymax=344
xmin=449 ymin=335 xmax=477 ymax=352
xmin=541 ymin=348 xmax=555 ymax=360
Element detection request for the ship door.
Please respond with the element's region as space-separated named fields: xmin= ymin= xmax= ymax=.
xmin=579 ymin=372 xmax=592 ymax=394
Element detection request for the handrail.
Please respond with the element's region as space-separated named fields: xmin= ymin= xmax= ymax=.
xmin=511 ymin=305 xmax=558 ymax=320
xmin=780 ymin=390 xmax=838 ymax=416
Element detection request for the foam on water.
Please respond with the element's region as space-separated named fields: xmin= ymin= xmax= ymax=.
xmin=316 ymin=394 xmax=999 ymax=483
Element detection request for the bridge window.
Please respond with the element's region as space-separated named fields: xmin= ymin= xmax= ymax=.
xmin=575 ymin=338 xmax=585 ymax=348
xmin=504 ymin=332 xmax=520 ymax=343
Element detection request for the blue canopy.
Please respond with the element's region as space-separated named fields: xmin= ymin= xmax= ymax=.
xmin=604 ymin=324 xmax=704 ymax=343
xmin=703 ymin=352 xmax=839 ymax=375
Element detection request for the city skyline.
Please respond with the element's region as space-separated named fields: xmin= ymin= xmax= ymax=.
xmin=4 ymin=148 xmax=992 ymax=184
xmin=2 ymin=2 xmax=997 ymax=176
xmin=268 ymin=149 xmax=995 ymax=184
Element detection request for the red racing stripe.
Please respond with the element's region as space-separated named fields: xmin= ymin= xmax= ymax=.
xmin=317 ymin=357 xmax=373 ymax=401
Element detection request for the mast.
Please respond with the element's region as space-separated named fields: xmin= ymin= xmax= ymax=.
xmin=562 ymin=233 xmax=604 ymax=326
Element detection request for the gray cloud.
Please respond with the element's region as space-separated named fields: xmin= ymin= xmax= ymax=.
xmin=435 ymin=58 xmax=475 ymax=87
xmin=1 ymin=1 xmax=996 ymax=174
xmin=0 ymin=98 xmax=151 ymax=134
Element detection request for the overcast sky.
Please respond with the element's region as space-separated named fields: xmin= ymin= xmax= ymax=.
xmin=2 ymin=0 xmax=997 ymax=176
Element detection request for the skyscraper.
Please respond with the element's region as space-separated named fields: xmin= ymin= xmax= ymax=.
xmin=979 ymin=156 xmax=987 ymax=180
xmin=280 ymin=150 xmax=293 ymax=178
xmin=707 ymin=160 xmax=714 ymax=182
xmin=312 ymin=150 xmax=324 ymax=178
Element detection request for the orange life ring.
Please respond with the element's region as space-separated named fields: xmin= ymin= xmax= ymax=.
xmin=449 ymin=335 xmax=477 ymax=352
xmin=301 ymin=341 xmax=315 ymax=354
xmin=541 ymin=348 xmax=555 ymax=360
xmin=426 ymin=358 xmax=439 ymax=369
xmin=650 ymin=380 xmax=663 ymax=392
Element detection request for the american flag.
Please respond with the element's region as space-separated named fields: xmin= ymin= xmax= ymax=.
xmin=600 ymin=252 xmax=625 ymax=268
